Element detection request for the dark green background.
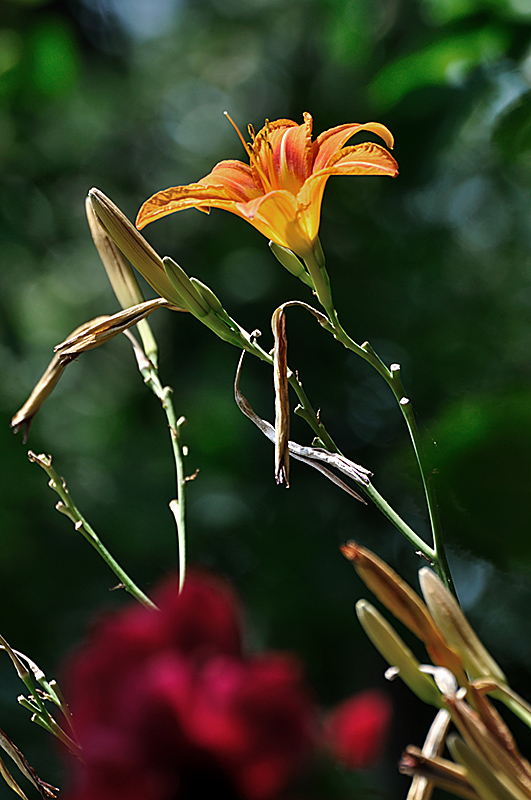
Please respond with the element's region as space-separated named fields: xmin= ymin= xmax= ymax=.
xmin=1 ymin=0 xmax=531 ymax=796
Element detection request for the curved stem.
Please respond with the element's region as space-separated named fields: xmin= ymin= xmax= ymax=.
xmin=28 ymin=452 xmax=157 ymax=609
xmin=131 ymin=338 xmax=189 ymax=593
xmin=303 ymin=249 xmax=455 ymax=595
xmin=188 ymin=289 xmax=446 ymax=584
xmin=363 ymin=483 xmax=435 ymax=560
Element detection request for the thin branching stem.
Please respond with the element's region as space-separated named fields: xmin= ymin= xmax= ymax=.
xmin=303 ymin=249 xmax=455 ymax=595
xmin=142 ymin=369 xmax=188 ymax=592
xmin=28 ymin=452 xmax=157 ymax=609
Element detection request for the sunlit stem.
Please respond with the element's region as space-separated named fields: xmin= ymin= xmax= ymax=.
xmin=28 ymin=452 xmax=157 ymax=609
xmin=127 ymin=333 xmax=188 ymax=594
xmin=158 ymin=267 xmax=439 ymax=584
xmin=363 ymin=483 xmax=435 ymax=560
xmin=136 ymin=318 xmax=159 ymax=368
xmin=303 ymin=248 xmax=455 ymax=595
xmin=230 ymin=305 xmax=439 ymax=572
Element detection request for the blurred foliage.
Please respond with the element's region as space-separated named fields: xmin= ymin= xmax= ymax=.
xmin=1 ymin=0 xmax=531 ymax=796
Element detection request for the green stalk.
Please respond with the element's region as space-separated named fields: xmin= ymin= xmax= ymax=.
xmin=227 ymin=306 xmax=439 ymax=573
xmin=362 ymin=483 xmax=435 ymax=560
xmin=28 ymin=452 xmax=157 ymax=609
xmin=303 ymin=248 xmax=455 ymax=595
xmin=137 ymin=360 xmax=189 ymax=593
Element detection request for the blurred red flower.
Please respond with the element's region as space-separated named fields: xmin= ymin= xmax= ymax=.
xmin=322 ymin=689 xmax=392 ymax=770
xmin=61 ymin=572 xmax=317 ymax=800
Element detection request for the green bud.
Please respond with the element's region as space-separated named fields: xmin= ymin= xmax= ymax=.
xmin=419 ymin=568 xmax=506 ymax=684
xmin=189 ymin=278 xmax=223 ymax=313
xmin=189 ymin=278 xmax=240 ymax=332
xmin=269 ymin=241 xmax=314 ymax=288
xmin=162 ymin=257 xmax=210 ymax=317
xmin=89 ymin=189 xmax=184 ymax=308
xmin=85 ymin=197 xmax=145 ymax=309
xmin=356 ymin=599 xmax=442 ymax=708
xmin=86 ymin=197 xmax=159 ymax=367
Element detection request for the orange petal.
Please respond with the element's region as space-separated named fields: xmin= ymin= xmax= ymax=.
xmin=198 ymin=159 xmax=262 ymax=202
xmin=323 ymin=142 xmax=399 ymax=176
xmin=301 ymin=143 xmax=398 ymax=212
xmin=237 ymin=189 xmax=298 ymax=225
xmin=295 ymin=142 xmax=398 ymax=242
xmin=251 ymin=118 xmax=300 ymax=191
xmin=295 ymin=174 xmax=329 ymax=244
xmin=136 ymin=159 xmax=262 ymax=229
xmin=236 ymin=190 xmax=313 ymax=255
xmin=313 ymin=122 xmax=395 ymax=171
xmin=136 ymin=183 xmax=240 ymax=229
xmin=274 ymin=112 xmax=314 ymax=193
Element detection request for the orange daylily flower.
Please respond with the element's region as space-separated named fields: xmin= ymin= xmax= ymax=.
xmin=136 ymin=112 xmax=399 ymax=260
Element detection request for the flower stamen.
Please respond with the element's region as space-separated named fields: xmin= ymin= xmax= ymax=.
xmin=224 ymin=111 xmax=252 ymax=158
xmin=260 ymin=119 xmax=281 ymax=191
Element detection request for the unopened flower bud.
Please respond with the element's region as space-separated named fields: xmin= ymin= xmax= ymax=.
xmin=189 ymin=277 xmax=242 ymax=335
xmin=419 ymin=568 xmax=506 ymax=684
xmin=189 ymin=277 xmax=224 ymax=312
xmin=88 ymin=189 xmax=184 ymax=307
xmin=85 ymin=197 xmax=145 ymax=309
xmin=86 ymin=197 xmax=159 ymax=366
xmin=356 ymin=600 xmax=442 ymax=708
xmin=162 ymin=257 xmax=213 ymax=317
xmin=269 ymin=241 xmax=314 ymax=287
xmin=342 ymin=541 xmax=466 ymax=684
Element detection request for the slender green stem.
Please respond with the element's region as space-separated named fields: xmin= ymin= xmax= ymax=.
xmin=178 ymin=286 xmax=444 ymax=582
xmin=363 ymin=483 xmax=435 ymax=560
xmin=28 ymin=452 xmax=157 ymax=609
xmin=289 ymin=372 xmax=339 ymax=453
xmin=139 ymin=361 xmax=189 ymax=593
xmin=220 ymin=306 xmax=438 ymax=574
xmin=303 ymin=249 xmax=455 ymax=594
xmin=231 ymin=325 xmax=341 ymax=453
xmin=0 ymin=637 xmax=81 ymax=754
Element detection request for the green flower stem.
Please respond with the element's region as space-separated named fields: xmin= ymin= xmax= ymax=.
xmin=171 ymin=284 xmax=440 ymax=583
xmin=289 ymin=372 xmax=339 ymax=453
xmin=12 ymin=661 xmax=81 ymax=754
xmin=136 ymin=359 xmax=188 ymax=593
xmin=235 ymin=316 xmax=437 ymax=564
xmin=135 ymin=316 xmax=345 ymax=589
xmin=28 ymin=452 xmax=157 ymax=610
xmin=363 ymin=483 xmax=435 ymax=560
xmin=303 ymin=249 xmax=455 ymax=595
xmin=211 ymin=306 xmax=438 ymax=570
xmin=20 ymin=696 xmax=81 ymax=756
